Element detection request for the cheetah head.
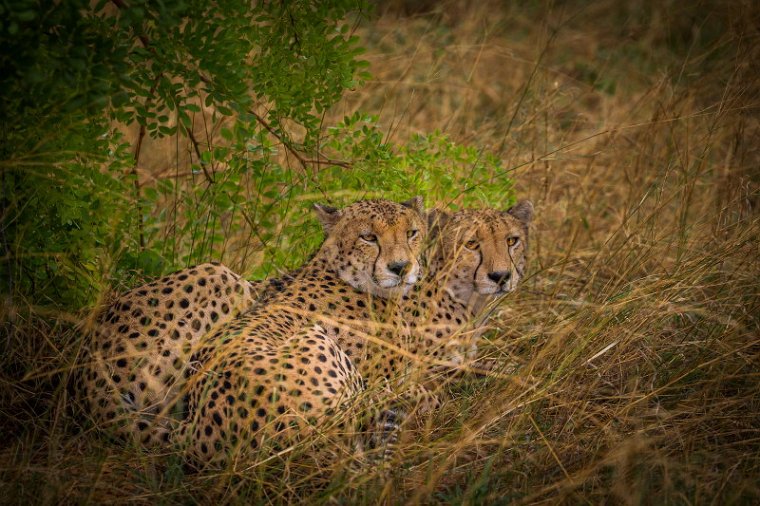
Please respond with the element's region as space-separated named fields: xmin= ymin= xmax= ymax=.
xmin=313 ymin=197 xmax=427 ymax=298
xmin=428 ymin=200 xmax=533 ymax=303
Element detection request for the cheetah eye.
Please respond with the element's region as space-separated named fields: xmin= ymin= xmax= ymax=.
xmin=507 ymin=236 xmax=520 ymax=247
xmin=465 ymin=239 xmax=479 ymax=250
xmin=407 ymin=229 xmax=418 ymax=239
xmin=360 ymin=233 xmax=377 ymax=243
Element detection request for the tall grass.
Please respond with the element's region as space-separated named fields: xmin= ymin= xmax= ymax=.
xmin=2 ymin=0 xmax=759 ymax=503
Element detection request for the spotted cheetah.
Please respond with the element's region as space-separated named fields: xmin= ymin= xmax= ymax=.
xmin=332 ymin=200 xmax=535 ymax=447
xmin=406 ymin=200 xmax=534 ymax=368
xmin=77 ymin=196 xmax=423 ymax=449
xmin=178 ymin=198 xmax=428 ymax=465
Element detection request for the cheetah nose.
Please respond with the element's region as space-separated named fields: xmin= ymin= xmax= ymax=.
xmin=487 ymin=271 xmax=511 ymax=284
xmin=387 ymin=261 xmax=410 ymax=276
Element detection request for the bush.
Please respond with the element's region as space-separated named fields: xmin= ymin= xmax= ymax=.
xmin=0 ymin=0 xmax=513 ymax=310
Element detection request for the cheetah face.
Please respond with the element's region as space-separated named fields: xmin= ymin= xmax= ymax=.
xmin=314 ymin=197 xmax=427 ymax=298
xmin=429 ymin=200 xmax=533 ymax=302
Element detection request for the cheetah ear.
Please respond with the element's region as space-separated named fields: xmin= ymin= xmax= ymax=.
xmin=400 ymin=195 xmax=425 ymax=217
xmin=426 ymin=208 xmax=451 ymax=237
xmin=312 ymin=203 xmax=342 ymax=233
xmin=506 ymin=200 xmax=534 ymax=224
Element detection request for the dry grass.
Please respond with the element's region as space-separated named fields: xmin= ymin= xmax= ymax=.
xmin=2 ymin=0 xmax=760 ymax=503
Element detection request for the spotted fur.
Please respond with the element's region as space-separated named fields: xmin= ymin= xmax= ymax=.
xmin=76 ymin=263 xmax=283 ymax=445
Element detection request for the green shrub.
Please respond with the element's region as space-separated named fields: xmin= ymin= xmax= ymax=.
xmin=0 ymin=0 xmax=513 ymax=311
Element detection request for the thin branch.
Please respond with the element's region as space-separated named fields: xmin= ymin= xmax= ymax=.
xmin=299 ymin=158 xmax=351 ymax=167
xmin=131 ymin=74 xmax=163 ymax=251
xmin=196 ymin=74 xmax=352 ymax=170
xmin=250 ymin=108 xmax=352 ymax=169
xmin=184 ymin=126 xmax=215 ymax=184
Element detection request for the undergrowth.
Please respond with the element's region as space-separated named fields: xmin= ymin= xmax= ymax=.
xmin=2 ymin=0 xmax=759 ymax=504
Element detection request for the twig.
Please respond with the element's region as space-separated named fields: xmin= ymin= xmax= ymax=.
xmin=184 ymin=126 xmax=215 ymax=184
xmin=196 ymin=74 xmax=351 ymax=170
xmin=247 ymin=101 xmax=352 ymax=169
xmin=130 ymin=74 xmax=162 ymax=251
xmin=110 ymin=0 xmax=161 ymax=250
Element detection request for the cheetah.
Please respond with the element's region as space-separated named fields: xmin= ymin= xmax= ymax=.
xmin=326 ymin=200 xmax=535 ymax=439
xmin=407 ymin=200 xmax=534 ymax=368
xmin=178 ymin=198 xmax=428 ymax=465
xmin=339 ymin=200 xmax=534 ymax=459
xmin=77 ymin=263 xmax=291 ymax=446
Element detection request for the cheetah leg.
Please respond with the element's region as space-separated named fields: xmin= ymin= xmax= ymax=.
xmin=365 ymin=406 xmax=405 ymax=464
xmin=358 ymin=383 xmax=440 ymax=467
